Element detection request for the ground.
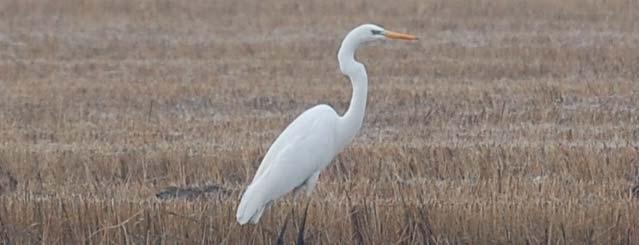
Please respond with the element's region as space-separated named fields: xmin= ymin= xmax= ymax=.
xmin=0 ymin=0 xmax=638 ymax=243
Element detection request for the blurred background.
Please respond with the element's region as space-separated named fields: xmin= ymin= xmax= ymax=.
xmin=0 ymin=0 xmax=638 ymax=243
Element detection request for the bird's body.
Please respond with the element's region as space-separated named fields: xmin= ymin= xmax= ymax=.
xmin=236 ymin=105 xmax=339 ymax=224
xmin=236 ymin=24 xmax=416 ymax=225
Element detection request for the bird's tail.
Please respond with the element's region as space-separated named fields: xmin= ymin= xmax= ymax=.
xmin=236 ymin=184 xmax=266 ymax=225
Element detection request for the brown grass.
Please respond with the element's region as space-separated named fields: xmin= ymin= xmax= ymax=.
xmin=1 ymin=0 xmax=639 ymax=243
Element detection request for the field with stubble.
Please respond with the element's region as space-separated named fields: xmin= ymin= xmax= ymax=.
xmin=1 ymin=0 xmax=639 ymax=243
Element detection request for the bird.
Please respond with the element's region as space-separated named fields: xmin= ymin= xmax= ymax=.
xmin=236 ymin=24 xmax=417 ymax=225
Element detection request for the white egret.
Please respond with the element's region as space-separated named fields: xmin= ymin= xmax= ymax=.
xmin=236 ymin=24 xmax=417 ymax=225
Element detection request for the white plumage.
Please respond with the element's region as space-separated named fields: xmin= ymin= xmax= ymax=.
xmin=236 ymin=24 xmax=416 ymax=225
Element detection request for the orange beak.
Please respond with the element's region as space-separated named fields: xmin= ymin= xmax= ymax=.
xmin=384 ymin=30 xmax=418 ymax=41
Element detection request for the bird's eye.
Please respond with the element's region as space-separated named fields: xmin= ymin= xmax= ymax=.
xmin=371 ymin=30 xmax=382 ymax=35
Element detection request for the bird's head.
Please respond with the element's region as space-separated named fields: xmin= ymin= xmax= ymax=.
xmin=338 ymin=23 xmax=417 ymax=74
xmin=348 ymin=24 xmax=418 ymax=44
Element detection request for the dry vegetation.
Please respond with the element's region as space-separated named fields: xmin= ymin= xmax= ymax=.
xmin=1 ymin=0 xmax=639 ymax=243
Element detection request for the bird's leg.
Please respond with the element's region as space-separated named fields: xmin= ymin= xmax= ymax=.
xmin=277 ymin=173 xmax=317 ymax=243
xmin=296 ymin=200 xmax=311 ymax=245
xmin=275 ymin=207 xmax=292 ymax=245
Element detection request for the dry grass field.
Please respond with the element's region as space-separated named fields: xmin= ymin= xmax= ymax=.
xmin=1 ymin=0 xmax=639 ymax=243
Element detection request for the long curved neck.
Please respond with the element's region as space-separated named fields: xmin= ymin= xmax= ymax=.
xmin=336 ymin=35 xmax=368 ymax=151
